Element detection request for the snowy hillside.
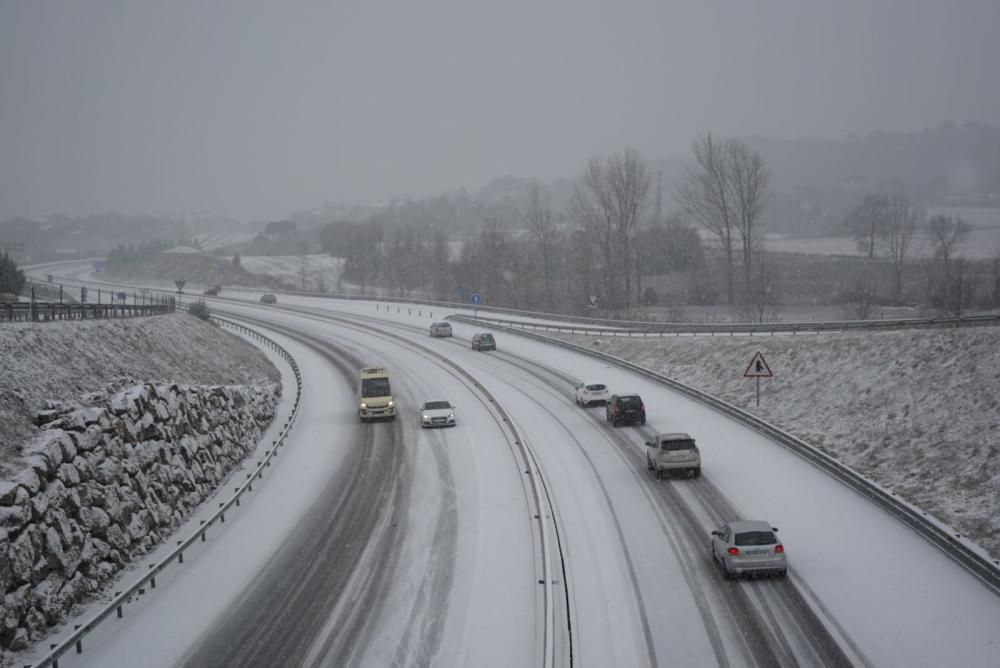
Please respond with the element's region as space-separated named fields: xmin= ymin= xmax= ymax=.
xmin=554 ymin=327 xmax=1000 ymax=559
xmin=0 ymin=313 xmax=280 ymax=477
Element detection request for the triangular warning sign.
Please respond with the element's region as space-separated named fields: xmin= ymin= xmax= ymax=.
xmin=743 ymin=351 xmax=773 ymax=378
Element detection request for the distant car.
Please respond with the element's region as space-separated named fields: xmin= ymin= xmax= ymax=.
xmin=471 ymin=333 xmax=496 ymax=351
xmin=430 ymin=322 xmax=453 ymax=338
xmin=260 ymin=294 xmax=277 ymax=304
xmin=711 ymin=520 xmax=787 ymax=579
xmin=420 ymin=400 xmax=456 ymax=428
xmin=606 ymin=394 xmax=645 ymax=427
xmin=203 ymin=286 xmax=220 ymax=296
xmin=646 ymin=432 xmax=701 ymax=478
xmin=574 ymin=381 xmax=609 ymax=407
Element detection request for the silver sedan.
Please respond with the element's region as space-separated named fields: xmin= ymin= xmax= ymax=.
xmin=711 ymin=520 xmax=787 ymax=578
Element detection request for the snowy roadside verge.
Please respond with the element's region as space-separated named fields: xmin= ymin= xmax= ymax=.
xmin=546 ymin=328 xmax=1000 ymax=560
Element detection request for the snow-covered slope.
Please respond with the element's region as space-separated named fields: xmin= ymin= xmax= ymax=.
xmin=0 ymin=313 xmax=280 ymax=476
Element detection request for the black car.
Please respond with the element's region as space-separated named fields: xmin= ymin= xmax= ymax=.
xmin=606 ymin=394 xmax=646 ymax=427
xmin=471 ymin=333 xmax=496 ymax=351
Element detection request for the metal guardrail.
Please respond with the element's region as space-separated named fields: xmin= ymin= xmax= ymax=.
xmin=451 ymin=314 xmax=1000 ymax=598
xmin=460 ymin=312 xmax=1000 ymax=336
xmin=30 ymin=317 xmax=302 ymax=668
xmin=0 ymin=301 xmax=173 ymax=323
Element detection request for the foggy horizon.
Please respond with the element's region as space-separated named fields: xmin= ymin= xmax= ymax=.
xmin=2 ymin=1 xmax=999 ymax=223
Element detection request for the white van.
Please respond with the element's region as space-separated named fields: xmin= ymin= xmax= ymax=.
xmin=358 ymin=367 xmax=395 ymax=422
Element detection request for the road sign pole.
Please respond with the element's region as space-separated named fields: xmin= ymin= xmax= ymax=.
xmin=756 ymin=377 xmax=760 ymax=407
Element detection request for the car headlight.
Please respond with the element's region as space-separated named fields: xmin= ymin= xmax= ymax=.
xmin=388 ymin=400 xmax=394 ymax=408
xmin=422 ymin=414 xmax=430 ymax=420
xmin=448 ymin=413 xmax=455 ymax=419
xmin=360 ymin=402 xmax=367 ymax=409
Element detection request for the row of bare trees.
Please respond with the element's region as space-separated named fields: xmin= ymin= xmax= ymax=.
xmin=842 ymin=189 xmax=986 ymax=315
xmin=318 ymin=138 xmax=768 ymax=316
xmin=844 ymin=191 xmax=919 ymax=303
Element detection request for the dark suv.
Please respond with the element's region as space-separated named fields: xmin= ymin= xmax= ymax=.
xmin=471 ymin=333 xmax=496 ymax=351
xmin=606 ymin=394 xmax=646 ymax=427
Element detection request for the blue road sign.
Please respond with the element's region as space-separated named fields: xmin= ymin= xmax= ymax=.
xmin=470 ymin=293 xmax=481 ymax=305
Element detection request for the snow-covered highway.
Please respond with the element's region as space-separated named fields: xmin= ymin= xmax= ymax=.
xmin=22 ymin=274 xmax=1000 ymax=667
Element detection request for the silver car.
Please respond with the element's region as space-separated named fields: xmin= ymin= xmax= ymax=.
xmin=429 ymin=322 xmax=453 ymax=337
xmin=711 ymin=520 xmax=787 ymax=579
xmin=420 ymin=400 xmax=456 ymax=428
xmin=646 ymin=432 xmax=701 ymax=478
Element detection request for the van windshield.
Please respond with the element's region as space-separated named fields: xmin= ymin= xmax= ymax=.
xmin=361 ymin=378 xmax=391 ymax=397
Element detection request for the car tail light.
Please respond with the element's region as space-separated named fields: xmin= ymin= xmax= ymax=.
xmin=727 ymin=547 xmax=740 ymax=556
xmin=775 ymin=544 xmax=784 ymax=554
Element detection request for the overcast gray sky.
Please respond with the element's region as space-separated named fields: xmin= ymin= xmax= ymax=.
xmin=2 ymin=0 xmax=999 ymax=222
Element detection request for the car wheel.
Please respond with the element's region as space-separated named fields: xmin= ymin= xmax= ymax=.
xmin=646 ymin=456 xmax=653 ymax=470
xmin=655 ymin=467 xmax=663 ymax=480
xmin=692 ymin=468 xmax=701 ymax=478
xmin=640 ymin=416 xmax=646 ymax=425
xmin=723 ymin=563 xmax=736 ymax=580
xmin=777 ymin=569 xmax=788 ymax=578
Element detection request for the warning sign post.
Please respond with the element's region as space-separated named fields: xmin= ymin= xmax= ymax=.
xmin=743 ymin=351 xmax=773 ymax=407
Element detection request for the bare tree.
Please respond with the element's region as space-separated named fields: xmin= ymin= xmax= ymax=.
xmin=741 ymin=249 xmax=781 ymax=323
xmin=726 ymin=140 xmax=770 ymax=300
xmin=845 ymin=264 xmax=879 ymax=320
xmin=946 ymin=257 xmax=978 ymax=316
xmin=876 ymin=191 xmax=917 ymax=304
xmin=929 ymin=214 xmax=968 ymax=264
xmin=571 ymin=158 xmax=616 ymax=310
xmin=429 ymin=229 xmax=452 ymax=301
xmin=677 ymin=134 xmax=770 ymax=310
xmin=570 ymin=147 xmax=649 ymax=314
xmin=845 ymin=193 xmax=889 ymax=258
xmin=523 ymin=181 xmax=557 ymax=310
xmin=608 ymin=147 xmax=650 ymax=310
xmin=676 ymin=133 xmax=738 ymax=304
xmin=927 ymin=213 xmax=969 ymax=312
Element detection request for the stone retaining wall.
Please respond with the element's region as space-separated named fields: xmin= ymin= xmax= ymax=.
xmin=0 ymin=381 xmax=278 ymax=653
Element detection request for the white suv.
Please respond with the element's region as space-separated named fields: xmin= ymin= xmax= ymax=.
xmin=573 ymin=381 xmax=609 ymax=407
xmin=646 ymin=432 xmax=701 ymax=479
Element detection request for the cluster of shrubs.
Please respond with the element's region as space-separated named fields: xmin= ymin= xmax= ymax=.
xmin=187 ymin=300 xmax=210 ymax=321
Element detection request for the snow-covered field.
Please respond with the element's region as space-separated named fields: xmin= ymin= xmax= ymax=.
xmin=549 ymin=327 xmax=1000 ymax=559
xmin=191 ymin=232 xmax=257 ymax=251
xmin=233 ymin=254 xmax=345 ymax=292
xmin=766 ymin=207 xmax=1000 ymax=260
